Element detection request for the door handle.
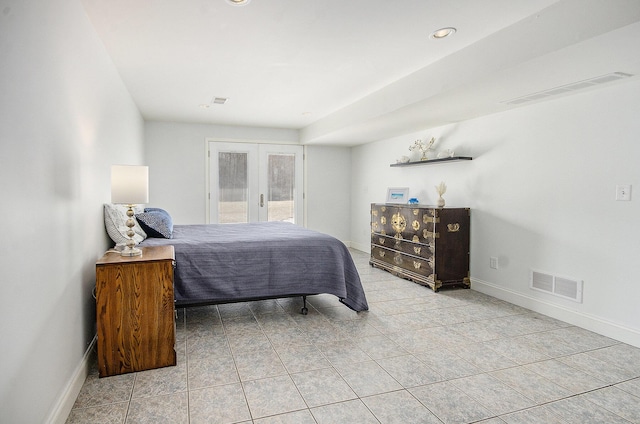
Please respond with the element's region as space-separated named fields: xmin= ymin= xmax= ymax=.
xmin=260 ymin=194 xmax=264 ymax=207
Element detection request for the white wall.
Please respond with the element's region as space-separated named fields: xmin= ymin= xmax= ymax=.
xmin=350 ymin=80 xmax=640 ymax=347
xmin=305 ymin=145 xmax=352 ymax=242
xmin=0 ymin=1 xmax=144 ymax=422
xmin=144 ymin=121 xmax=353 ymax=242
xmin=5 ymin=5 xmax=634 ymax=421
xmin=144 ymin=121 xmax=298 ymax=224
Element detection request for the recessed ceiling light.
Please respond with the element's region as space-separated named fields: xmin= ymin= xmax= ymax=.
xmin=430 ymin=27 xmax=456 ymax=39
xmin=226 ymin=0 xmax=251 ymax=6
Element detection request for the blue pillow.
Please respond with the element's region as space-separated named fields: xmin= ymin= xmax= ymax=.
xmin=135 ymin=208 xmax=173 ymax=239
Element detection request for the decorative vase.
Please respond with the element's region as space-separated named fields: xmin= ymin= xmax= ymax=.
xmin=435 ymin=181 xmax=447 ymax=208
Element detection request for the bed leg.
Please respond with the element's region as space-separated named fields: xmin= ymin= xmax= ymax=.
xmin=301 ymin=296 xmax=308 ymax=315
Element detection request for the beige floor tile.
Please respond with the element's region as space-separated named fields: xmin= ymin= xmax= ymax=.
xmin=334 ymin=360 xmax=403 ymax=397
xmin=253 ymin=409 xmax=317 ymax=424
xmin=189 ymin=383 xmax=251 ymax=424
xmin=376 ymin=354 xmax=442 ymax=388
xmin=126 ymin=392 xmax=188 ymax=424
xmin=310 ymin=399 xmax=378 ymax=424
xmin=290 ymin=367 xmax=357 ymax=407
xmin=452 ymin=373 xmax=536 ymax=415
xmin=242 ymin=375 xmax=307 ymax=419
xmin=67 ymin=251 xmax=640 ymax=424
xmin=65 ymin=402 xmax=129 ymax=424
xmin=410 ymin=381 xmax=493 ymax=424
xmin=362 ymin=390 xmax=441 ymax=424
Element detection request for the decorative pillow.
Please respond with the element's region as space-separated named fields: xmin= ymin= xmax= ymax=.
xmin=135 ymin=208 xmax=173 ymax=239
xmin=104 ymin=203 xmax=147 ymax=247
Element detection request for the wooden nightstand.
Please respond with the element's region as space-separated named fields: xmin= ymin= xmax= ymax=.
xmin=96 ymin=245 xmax=176 ymax=377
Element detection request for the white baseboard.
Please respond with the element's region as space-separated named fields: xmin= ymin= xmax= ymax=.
xmin=46 ymin=336 xmax=96 ymax=424
xmin=472 ymin=278 xmax=640 ymax=348
xmin=349 ymin=241 xmax=369 ymax=253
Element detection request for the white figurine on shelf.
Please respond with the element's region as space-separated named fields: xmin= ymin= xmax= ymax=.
xmin=435 ymin=181 xmax=447 ymax=207
xmin=437 ymin=149 xmax=455 ymax=159
xmin=409 ymin=137 xmax=435 ymax=161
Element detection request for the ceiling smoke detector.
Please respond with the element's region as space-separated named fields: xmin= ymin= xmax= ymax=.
xmin=226 ymin=0 xmax=251 ymax=6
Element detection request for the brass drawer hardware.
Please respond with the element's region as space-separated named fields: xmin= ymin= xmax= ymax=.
xmin=423 ymin=230 xmax=440 ymax=239
xmin=391 ymin=212 xmax=407 ymax=235
xmin=447 ymin=223 xmax=460 ymax=232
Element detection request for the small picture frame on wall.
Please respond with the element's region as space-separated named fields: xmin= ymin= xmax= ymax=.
xmin=386 ymin=187 xmax=409 ymax=203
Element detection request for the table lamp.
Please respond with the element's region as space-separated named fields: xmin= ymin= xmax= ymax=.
xmin=111 ymin=165 xmax=149 ymax=256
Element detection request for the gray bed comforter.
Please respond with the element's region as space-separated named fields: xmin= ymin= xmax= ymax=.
xmin=140 ymin=222 xmax=368 ymax=311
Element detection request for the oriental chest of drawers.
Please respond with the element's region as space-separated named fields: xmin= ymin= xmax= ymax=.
xmin=370 ymin=203 xmax=470 ymax=291
xmin=96 ymin=245 xmax=176 ymax=377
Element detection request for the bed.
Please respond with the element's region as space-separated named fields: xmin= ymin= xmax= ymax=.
xmin=104 ymin=205 xmax=368 ymax=314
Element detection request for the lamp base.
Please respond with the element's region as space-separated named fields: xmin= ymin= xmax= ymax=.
xmin=120 ymin=204 xmax=142 ymax=257
xmin=121 ymin=247 xmax=143 ymax=257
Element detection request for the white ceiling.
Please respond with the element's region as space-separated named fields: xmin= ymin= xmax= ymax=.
xmin=81 ymin=0 xmax=640 ymax=145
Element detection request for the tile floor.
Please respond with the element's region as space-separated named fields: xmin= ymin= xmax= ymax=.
xmin=67 ymin=250 xmax=640 ymax=423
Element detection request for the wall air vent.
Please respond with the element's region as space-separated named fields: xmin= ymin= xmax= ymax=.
xmin=530 ymin=269 xmax=583 ymax=303
xmin=503 ymin=72 xmax=633 ymax=105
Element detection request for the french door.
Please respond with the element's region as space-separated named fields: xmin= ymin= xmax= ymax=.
xmin=208 ymin=142 xmax=303 ymax=224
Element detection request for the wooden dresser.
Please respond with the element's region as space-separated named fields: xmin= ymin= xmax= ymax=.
xmin=96 ymin=245 xmax=176 ymax=377
xmin=370 ymin=203 xmax=470 ymax=291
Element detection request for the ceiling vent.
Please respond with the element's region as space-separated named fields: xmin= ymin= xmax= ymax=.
xmin=212 ymin=97 xmax=228 ymax=105
xmin=530 ymin=269 xmax=583 ymax=303
xmin=503 ymin=72 xmax=633 ymax=105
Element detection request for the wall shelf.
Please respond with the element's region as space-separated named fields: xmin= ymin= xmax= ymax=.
xmin=390 ymin=156 xmax=472 ymax=167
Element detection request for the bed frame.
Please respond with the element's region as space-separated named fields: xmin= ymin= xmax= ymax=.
xmin=139 ymin=221 xmax=369 ymax=314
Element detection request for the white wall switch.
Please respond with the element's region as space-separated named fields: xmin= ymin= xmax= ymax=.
xmin=490 ymin=257 xmax=498 ymax=269
xmin=616 ymin=185 xmax=632 ymax=201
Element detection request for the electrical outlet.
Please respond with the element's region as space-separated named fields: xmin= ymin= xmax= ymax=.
xmin=490 ymin=257 xmax=498 ymax=269
xmin=616 ymin=185 xmax=631 ymax=201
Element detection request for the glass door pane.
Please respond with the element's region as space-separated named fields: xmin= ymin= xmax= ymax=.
xmin=218 ymin=152 xmax=248 ymax=223
xmin=259 ymin=144 xmax=303 ymax=224
xmin=267 ymin=153 xmax=295 ymax=222
xmin=209 ymin=141 xmax=302 ymax=224
xmin=209 ymin=142 xmax=258 ymax=224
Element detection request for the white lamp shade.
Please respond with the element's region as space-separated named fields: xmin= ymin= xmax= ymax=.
xmin=111 ymin=165 xmax=149 ymax=204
